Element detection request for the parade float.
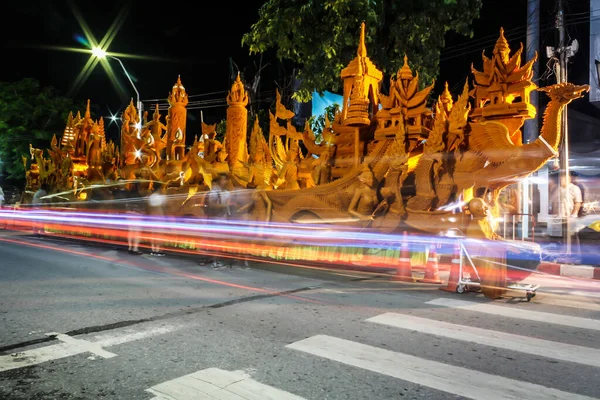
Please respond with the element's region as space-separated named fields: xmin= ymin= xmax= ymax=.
xmin=22 ymin=25 xmax=589 ymax=298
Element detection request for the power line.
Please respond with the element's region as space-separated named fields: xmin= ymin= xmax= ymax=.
xmin=141 ymin=89 xmax=229 ymax=103
xmin=440 ymin=16 xmax=591 ymax=63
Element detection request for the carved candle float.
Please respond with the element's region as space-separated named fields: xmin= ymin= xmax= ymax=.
xmin=27 ymin=23 xmax=588 ymax=299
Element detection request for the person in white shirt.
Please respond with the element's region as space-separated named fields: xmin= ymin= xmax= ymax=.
xmin=558 ymin=174 xmax=582 ymax=218
xmin=147 ymin=182 xmax=167 ymax=256
xmin=556 ymin=173 xmax=583 ymax=259
xmin=0 ymin=186 xmax=4 ymax=206
xmin=206 ymin=173 xmax=231 ymax=219
xmin=31 ymin=183 xmax=49 ymax=235
xmin=206 ymin=173 xmax=232 ymax=267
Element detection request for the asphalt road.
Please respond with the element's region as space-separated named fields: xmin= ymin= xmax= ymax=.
xmin=1 ymin=230 xmax=600 ymax=400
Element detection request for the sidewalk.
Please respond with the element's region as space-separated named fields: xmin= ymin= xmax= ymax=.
xmin=537 ymin=262 xmax=600 ymax=280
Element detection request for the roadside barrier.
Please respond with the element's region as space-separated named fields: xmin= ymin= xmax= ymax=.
xmin=419 ymin=245 xmax=442 ymax=284
xmin=392 ymin=232 xmax=414 ymax=282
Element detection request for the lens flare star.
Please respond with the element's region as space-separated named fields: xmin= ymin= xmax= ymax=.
xmin=66 ymin=0 xmax=131 ymax=100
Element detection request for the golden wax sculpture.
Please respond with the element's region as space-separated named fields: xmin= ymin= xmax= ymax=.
xmin=26 ymin=24 xmax=588 ymax=244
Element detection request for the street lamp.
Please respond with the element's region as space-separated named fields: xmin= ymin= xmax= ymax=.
xmin=91 ymin=47 xmax=107 ymax=59
xmin=92 ymin=47 xmax=142 ymax=137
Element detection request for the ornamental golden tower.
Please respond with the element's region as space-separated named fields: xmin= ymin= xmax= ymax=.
xmin=166 ymin=76 xmax=188 ymax=161
xmin=225 ymin=72 xmax=249 ymax=173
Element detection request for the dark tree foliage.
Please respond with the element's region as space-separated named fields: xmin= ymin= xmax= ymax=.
xmin=0 ymin=79 xmax=77 ymax=183
xmin=243 ymin=0 xmax=482 ymax=101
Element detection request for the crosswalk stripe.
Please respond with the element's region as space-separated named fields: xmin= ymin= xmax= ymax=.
xmin=427 ymin=298 xmax=600 ymax=331
xmin=535 ymin=297 xmax=600 ymax=312
xmin=366 ymin=313 xmax=600 ymax=368
xmin=287 ymin=335 xmax=597 ymax=400
xmin=146 ymin=368 xmax=306 ymax=400
xmin=0 ymin=325 xmax=178 ymax=373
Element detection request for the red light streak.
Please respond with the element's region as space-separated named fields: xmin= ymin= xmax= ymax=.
xmin=0 ymin=236 xmax=323 ymax=304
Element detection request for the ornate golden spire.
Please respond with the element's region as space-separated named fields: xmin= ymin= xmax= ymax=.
xmin=97 ymin=118 xmax=106 ymax=146
xmin=449 ymin=79 xmax=471 ymax=133
xmin=398 ymin=55 xmax=413 ymax=81
xmin=493 ymin=27 xmax=510 ymax=63
xmin=249 ymin=118 xmax=263 ymax=156
xmin=226 ymin=72 xmax=249 ymax=106
xmin=341 ymin=23 xmax=383 ymax=81
xmin=85 ymin=99 xmax=91 ymax=119
xmin=357 ymin=22 xmax=367 ymax=57
xmin=439 ymin=82 xmax=453 ymax=114
xmin=168 ymin=75 xmax=189 ymax=106
xmin=123 ymin=99 xmax=139 ymax=123
xmin=61 ymin=111 xmax=76 ymax=146
xmin=470 ymin=27 xmax=537 ymax=120
xmin=153 ymin=103 xmax=160 ymax=119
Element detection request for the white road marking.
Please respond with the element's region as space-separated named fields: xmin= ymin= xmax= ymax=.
xmin=0 ymin=343 xmax=83 ymax=373
xmin=92 ymin=325 xmax=175 ymax=347
xmin=366 ymin=313 xmax=600 ymax=368
xmin=287 ymin=335 xmax=597 ymax=400
xmin=426 ymin=298 xmax=600 ymax=331
xmin=0 ymin=324 xmax=180 ymax=372
xmin=535 ymin=297 xmax=600 ymax=312
xmin=563 ymin=290 xmax=600 ymax=299
xmin=146 ymin=367 xmax=307 ymax=400
xmin=47 ymin=332 xmax=116 ymax=359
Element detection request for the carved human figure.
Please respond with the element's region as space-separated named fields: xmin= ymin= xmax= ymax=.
xmin=147 ymin=106 xmax=167 ymax=143
xmin=211 ymin=148 xmax=230 ymax=178
xmin=348 ymin=166 xmax=378 ymax=221
xmin=313 ymin=148 xmax=333 ymax=185
xmin=245 ymin=146 xmax=271 ymax=189
xmin=277 ymin=149 xmax=300 ymax=190
xmin=26 ymin=163 xmax=40 ymax=191
xmin=87 ymin=125 xmax=102 ymax=168
xmin=466 ymin=197 xmax=499 ymax=240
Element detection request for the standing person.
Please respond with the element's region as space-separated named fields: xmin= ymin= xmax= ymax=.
xmin=206 ymin=173 xmax=232 ymax=219
xmin=558 ymin=173 xmax=583 ymax=219
xmin=111 ymin=178 xmax=129 ymax=213
xmin=557 ymin=172 xmax=583 ymax=257
xmin=31 ymin=183 xmax=49 ymax=236
xmin=570 ymin=171 xmax=586 ymax=217
xmin=125 ymin=181 xmax=143 ymax=255
xmin=206 ymin=173 xmax=232 ymax=267
xmin=147 ymin=181 xmax=166 ymax=256
xmin=0 ymin=186 xmax=5 ymax=229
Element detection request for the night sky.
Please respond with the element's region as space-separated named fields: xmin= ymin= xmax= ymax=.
xmin=1 ymin=0 xmax=592 ymax=140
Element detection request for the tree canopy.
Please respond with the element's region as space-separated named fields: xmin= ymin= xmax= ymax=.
xmin=243 ymin=0 xmax=482 ymax=101
xmin=0 ymin=79 xmax=77 ymax=183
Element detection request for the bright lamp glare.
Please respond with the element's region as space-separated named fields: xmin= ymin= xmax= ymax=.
xmin=92 ymin=47 xmax=107 ymax=58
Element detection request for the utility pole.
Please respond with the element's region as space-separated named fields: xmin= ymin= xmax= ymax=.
xmin=558 ymin=0 xmax=571 ymax=253
xmin=522 ymin=0 xmax=540 ymax=239
xmin=548 ymin=0 xmax=578 ymax=253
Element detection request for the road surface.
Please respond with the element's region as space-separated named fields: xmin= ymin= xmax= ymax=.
xmin=1 ymin=230 xmax=600 ymax=399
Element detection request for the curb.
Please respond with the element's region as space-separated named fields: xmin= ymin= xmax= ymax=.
xmin=537 ymin=262 xmax=600 ymax=280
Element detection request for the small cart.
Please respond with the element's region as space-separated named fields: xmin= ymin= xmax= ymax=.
xmin=453 ymin=241 xmax=540 ymax=301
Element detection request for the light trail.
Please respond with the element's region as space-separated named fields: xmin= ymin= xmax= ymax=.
xmin=0 ymin=236 xmax=323 ymax=305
